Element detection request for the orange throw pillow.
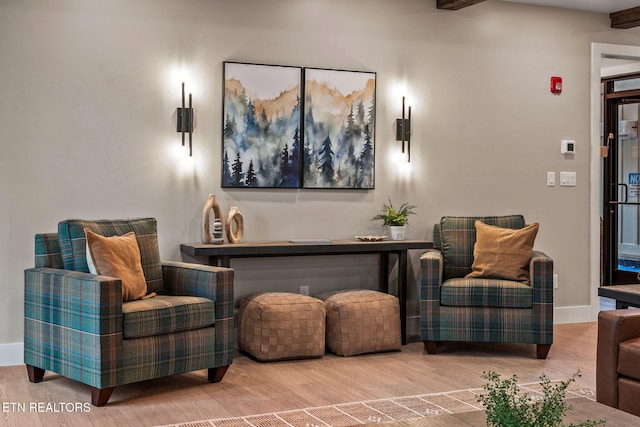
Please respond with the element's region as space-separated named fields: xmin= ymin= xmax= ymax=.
xmin=465 ymin=220 xmax=539 ymax=284
xmin=85 ymin=228 xmax=153 ymax=301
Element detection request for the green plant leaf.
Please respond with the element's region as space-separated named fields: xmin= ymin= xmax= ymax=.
xmin=477 ymin=371 xmax=605 ymax=427
xmin=371 ymin=197 xmax=417 ymax=226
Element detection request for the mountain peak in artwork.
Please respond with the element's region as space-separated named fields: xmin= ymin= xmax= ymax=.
xmin=225 ymin=78 xmax=299 ymax=121
xmin=254 ymin=87 xmax=300 ymax=122
xmin=304 ymin=78 xmax=375 ymax=128
xmin=225 ymin=78 xmax=245 ymax=97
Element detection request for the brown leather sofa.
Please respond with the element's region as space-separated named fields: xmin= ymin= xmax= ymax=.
xmin=596 ymin=309 xmax=640 ymax=417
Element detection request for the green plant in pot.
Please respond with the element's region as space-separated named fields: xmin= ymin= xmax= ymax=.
xmin=372 ymin=197 xmax=417 ymax=240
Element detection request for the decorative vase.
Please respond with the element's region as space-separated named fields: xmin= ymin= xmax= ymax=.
xmin=202 ymin=194 xmax=223 ymax=244
xmin=225 ymin=206 xmax=245 ymax=244
xmin=389 ymin=225 xmax=406 ymax=241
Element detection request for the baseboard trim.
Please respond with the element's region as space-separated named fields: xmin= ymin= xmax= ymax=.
xmin=0 ymin=343 xmax=23 ymax=367
xmin=554 ymin=305 xmax=596 ymax=324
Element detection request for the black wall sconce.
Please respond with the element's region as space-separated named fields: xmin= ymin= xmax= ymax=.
xmin=396 ymin=96 xmax=411 ymax=162
xmin=176 ymin=82 xmax=193 ymax=156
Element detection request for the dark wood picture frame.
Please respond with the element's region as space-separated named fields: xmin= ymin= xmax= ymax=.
xmin=222 ymin=62 xmax=303 ymax=188
xmin=302 ymin=67 xmax=376 ymax=189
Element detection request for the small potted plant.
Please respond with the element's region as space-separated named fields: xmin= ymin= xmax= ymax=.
xmin=372 ymin=197 xmax=417 ymax=240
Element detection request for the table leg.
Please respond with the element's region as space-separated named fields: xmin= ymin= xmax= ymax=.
xmin=210 ymin=256 xmax=231 ymax=268
xmin=616 ymin=300 xmax=630 ymax=309
xmin=380 ymin=253 xmax=389 ymax=294
xmin=397 ymin=250 xmax=408 ymax=345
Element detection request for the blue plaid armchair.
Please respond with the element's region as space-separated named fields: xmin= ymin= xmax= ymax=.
xmin=420 ymin=215 xmax=553 ymax=359
xmin=24 ymin=218 xmax=234 ymax=406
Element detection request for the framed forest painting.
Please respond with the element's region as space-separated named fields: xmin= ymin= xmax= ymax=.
xmin=303 ymin=68 xmax=376 ymax=189
xmin=222 ymin=62 xmax=303 ymax=188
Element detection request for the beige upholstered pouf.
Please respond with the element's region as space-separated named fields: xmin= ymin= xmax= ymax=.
xmin=238 ymin=292 xmax=326 ymax=361
xmin=316 ymin=289 xmax=401 ymax=357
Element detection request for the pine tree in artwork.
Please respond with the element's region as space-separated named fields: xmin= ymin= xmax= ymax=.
xmin=223 ymin=114 xmax=235 ymax=138
xmin=280 ymin=143 xmax=290 ymax=176
xmin=289 ymin=127 xmax=301 ymax=183
xmin=357 ymin=123 xmax=374 ymax=188
xmin=278 ymin=141 xmax=297 ymax=187
xmin=245 ymin=158 xmax=257 ymax=187
xmin=231 ymin=152 xmax=244 ymax=186
xmin=303 ymin=138 xmax=315 ymax=182
xmin=292 ymin=95 xmax=301 ymax=125
xmin=222 ymin=151 xmax=233 ymax=186
xmin=245 ymin=98 xmax=259 ymax=136
xmin=259 ymin=108 xmax=271 ymax=136
xmin=345 ymin=104 xmax=357 ymax=139
xmin=318 ymin=135 xmax=335 ymax=185
xmin=303 ymin=98 xmax=317 ymax=181
xmin=367 ymin=98 xmax=376 ymax=135
xmin=304 ymin=96 xmax=317 ymax=147
xmin=356 ymin=100 xmax=365 ymax=128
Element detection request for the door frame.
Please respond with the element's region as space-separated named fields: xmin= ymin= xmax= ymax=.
xmin=601 ymin=78 xmax=640 ymax=286
xmin=590 ymin=43 xmax=640 ymax=320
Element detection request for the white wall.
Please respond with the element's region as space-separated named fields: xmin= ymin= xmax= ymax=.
xmin=2 ymin=0 xmax=640 ymax=361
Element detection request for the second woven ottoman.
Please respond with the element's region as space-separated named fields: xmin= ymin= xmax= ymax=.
xmin=238 ymin=292 xmax=326 ymax=361
xmin=316 ymin=289 xmax=401 ymax=356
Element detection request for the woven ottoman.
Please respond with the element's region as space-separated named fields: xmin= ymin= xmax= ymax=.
xmin=316 ymin=289 xmax=401 ymax=356
xmin=238 ymin=292 xmax=326 ymax=361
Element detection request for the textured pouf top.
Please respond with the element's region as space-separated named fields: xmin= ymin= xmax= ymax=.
xmin=316 ymin=289 xmax=401 ymax=356
xmin=238 ymin=292 xmax=326 ymax=362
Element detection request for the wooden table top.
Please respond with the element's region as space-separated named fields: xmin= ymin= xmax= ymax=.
xmin=181 ymin=239 xmax=433 ymax=257
xmin=602 ymin=284 xmax=640 ymax=294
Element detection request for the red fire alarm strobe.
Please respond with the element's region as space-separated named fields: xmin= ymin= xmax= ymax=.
xmin=550 ymin=76 xmax=562 ymax=94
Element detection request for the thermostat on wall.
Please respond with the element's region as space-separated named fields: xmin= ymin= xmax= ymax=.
xmin=561 ymin=139 xmax=576 ymax=154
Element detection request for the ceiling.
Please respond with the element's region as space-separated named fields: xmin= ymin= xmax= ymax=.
xmin=502 ymin=0 xmax=640 ymax=14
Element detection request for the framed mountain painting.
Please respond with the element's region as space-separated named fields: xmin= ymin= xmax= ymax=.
xmin=302 ymin=68 xmax=376 ymax=189
xmin=222 ymin=62 xmax=303 ymax=188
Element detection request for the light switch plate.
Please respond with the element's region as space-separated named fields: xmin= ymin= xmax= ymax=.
xmin=560 ymin=171 xmax=576 ymax=186
xmin=547 ymin=171 xmax=556 ymax=187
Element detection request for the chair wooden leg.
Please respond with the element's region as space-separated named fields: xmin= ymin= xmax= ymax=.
xmin=26 ymin=364 xmax=45 ymax=383
xmin=208 ymin=365 xmax=230 ymax=383
xmin=537 ymin=344 xmax=551 ymax=359
xmin=91 ymin=387 xmax=115 ymax=407
xmin=423 ymin=341 xmax=438 ymax=354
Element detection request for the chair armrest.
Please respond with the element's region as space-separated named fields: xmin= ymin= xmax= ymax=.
xmin=597 ymin=309 xmax=640 ymax=408
xmin=420 ymin=249 xmax=443 ymax=341
xmin=529 ymin=251 xmax=554 ymax=346
xmin=420 ymin=249 xmax=443 ymax=291
xmin=530 ymin=251 xmax=553 ymax=303
xmin=162 ymin=261 xmax=235 ymax=367
xmin=162 ymin=261 xmax=234 ymax=319
xmin=24 ymin=267 xmax=124 ymax=389
xmin=530 ymin=251 xmax=553 ymax=292
xmin=24 ymin=267 xmax=123 ymax=334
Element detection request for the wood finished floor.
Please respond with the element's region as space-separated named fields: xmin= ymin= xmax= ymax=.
xmin=0 ymin=322 xmax=597 ymax=427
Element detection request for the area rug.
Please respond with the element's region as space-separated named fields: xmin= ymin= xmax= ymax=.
xmin=160 ymin=381 xmax=595 ymax=427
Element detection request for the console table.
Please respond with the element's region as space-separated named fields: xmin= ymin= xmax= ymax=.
xmin=180 ymin=239 xmax=432 ymax=344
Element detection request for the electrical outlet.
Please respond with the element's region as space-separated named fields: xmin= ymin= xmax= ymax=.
xmin=299 ymin=285 xmax=310 ymax=296
xmin=553 ymin=274 xmax=558 ymax=289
